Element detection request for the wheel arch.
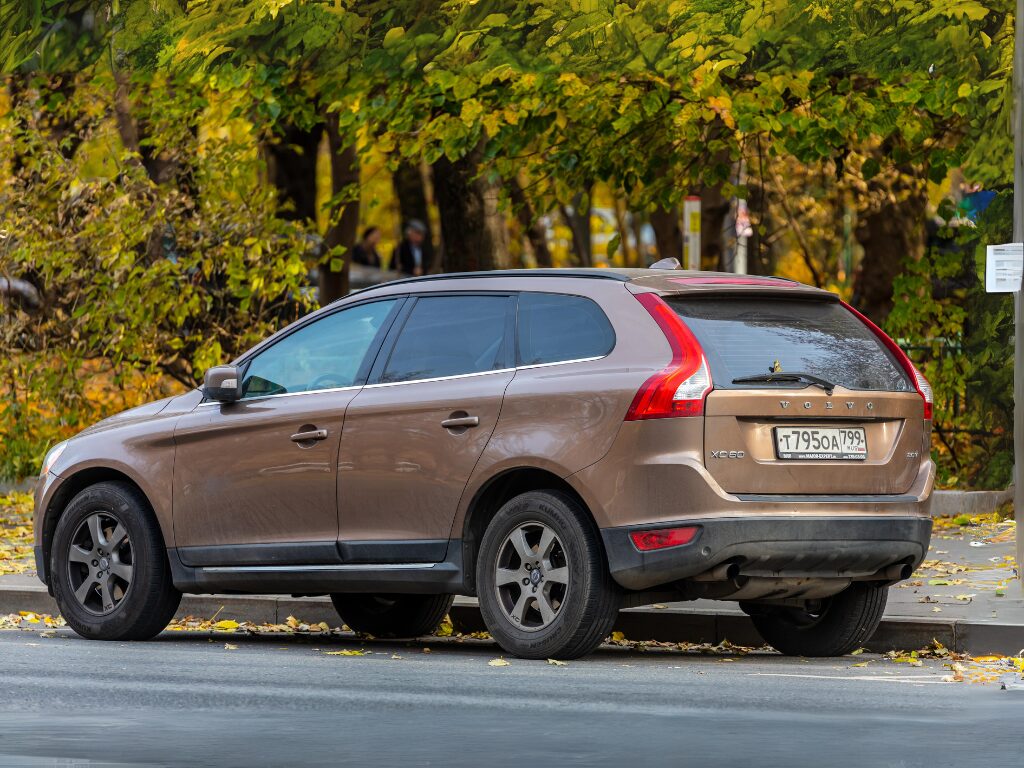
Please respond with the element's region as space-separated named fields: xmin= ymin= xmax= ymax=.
xmin=459 ymin=466 xmax=599 ymax=595
xmin=39 ymin=467 xmax=160 ymax=587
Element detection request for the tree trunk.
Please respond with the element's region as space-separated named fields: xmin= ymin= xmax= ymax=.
xmin=392 ymin=160 xmax=436 ymax=271
xmin=612 ymin=198 xmax=637 ymax=266
xmin=508 ymin=176 xmax=552 ymax=268
xmin=631 ymin=211 xmax=648 ymax=265
xmin=560 ymin=186 xmax=592 ymax=267
xmin=700 ymin=185 xmax=730 ymax=272
xmin=265 ymin=121 xmax=324 ymax=222
xmin=320 ymin=115 xmax=359 ymax=303
xmin=649 ymin=207 xmax=682 ymax=262
xmin=852 ymin=169 xmax=927 ymax=325
xmin=112 ymin=71 xmax=192 ymax=188
xmin=745 ymin=180 xmax=771 ymax=275
xmin=432 ymin=149 xmax=509 ymax=272
xmin=110 ymin=71 xmax=193 ymax=264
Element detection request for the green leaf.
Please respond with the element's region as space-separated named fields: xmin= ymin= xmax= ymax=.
xmin=861 ymin=157 xmax=881 ymax=180
xmin=383 ymin=27 xmax=405 ymax=49
xmin=606 ymin=233 xmax=621 ymax=261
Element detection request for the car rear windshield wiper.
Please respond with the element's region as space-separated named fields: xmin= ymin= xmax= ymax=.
xmin=732 ymin=372 xmax=836 ymax=396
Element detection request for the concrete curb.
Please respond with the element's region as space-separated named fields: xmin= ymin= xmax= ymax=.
xmin=930 ymin=488 xmax=1014 ymax=517
xmin=3 ymin=585 xmax=1021 ymax=656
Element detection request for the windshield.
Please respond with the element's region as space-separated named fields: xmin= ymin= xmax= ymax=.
xmin=665 ymin=296 xmax=912 ymax=393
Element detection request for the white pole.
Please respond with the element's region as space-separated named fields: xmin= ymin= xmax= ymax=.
xmin=1013 ymin=0 xmax=1024 ymax=580
xmin=683 ymin=196 xmax=701 ymax=270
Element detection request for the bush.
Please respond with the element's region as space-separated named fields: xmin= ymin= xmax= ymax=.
xmin=0 ymin=76 xmax=315 ymax=480
xmin=887 ymin=191 xmax=1014 ymax=489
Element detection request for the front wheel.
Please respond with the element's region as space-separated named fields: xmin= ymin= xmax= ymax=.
xmin=747 ymin=583 xmax=888 ymax=657
xmin=476 ymin=490 xmax=620 ymax=660
xmin=329 ymin=593 xmax=454 ymax=638
xmin=51 ymin=481 xmax=181 ymax=641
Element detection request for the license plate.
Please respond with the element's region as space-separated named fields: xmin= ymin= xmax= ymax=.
xmin=774 ymin=426 xmax=867 ymax=460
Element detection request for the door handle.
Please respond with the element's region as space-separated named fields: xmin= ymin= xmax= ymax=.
xmin=290 ymin=428 xmax=328 ymax=442
xmin=441 ymin=416 xmax=479 ymax=429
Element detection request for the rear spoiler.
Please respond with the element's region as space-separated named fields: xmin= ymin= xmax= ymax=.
xmin=628 ymin=276 xmax=838 ymax=302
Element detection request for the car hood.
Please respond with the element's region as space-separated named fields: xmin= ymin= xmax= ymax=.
xmin=75 ymin=395 xmax=179 ymax=438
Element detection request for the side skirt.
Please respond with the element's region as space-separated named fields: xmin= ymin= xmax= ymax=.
xmin=167 ymin=544 xmax=468 ymax=596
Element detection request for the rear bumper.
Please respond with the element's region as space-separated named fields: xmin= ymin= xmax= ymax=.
xmin=602 ymin=515 xmax=932 ymax=591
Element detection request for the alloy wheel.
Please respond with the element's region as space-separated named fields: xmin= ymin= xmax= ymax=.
xmin=493 ymin=521 xmax=570 ymax=632
xmin=66 ymin=512 xmax=134 ymax=616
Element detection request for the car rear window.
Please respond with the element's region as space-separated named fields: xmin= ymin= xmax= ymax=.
xmin=517 ymin=292 xmax=615 ymax=366
xmin=665 ymin=297 xmax=912 ymax=392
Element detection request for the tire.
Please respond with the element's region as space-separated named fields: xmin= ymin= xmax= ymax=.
xmin=476 ymin=490 xmax=620 ymax=660
xmin=330 ymin=593 xmax=454 ymax=638
xmin=51 ymin=481 xmax=181 ymax=641
xmin=748 ymin=583 xmax=888 ymax=657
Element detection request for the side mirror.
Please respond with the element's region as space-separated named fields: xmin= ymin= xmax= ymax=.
xmin=204 ymin=365 xmax=241 ymax=403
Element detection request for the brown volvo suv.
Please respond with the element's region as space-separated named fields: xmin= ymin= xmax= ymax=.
xmin=34 ymin=268 xmax=934 ymax=659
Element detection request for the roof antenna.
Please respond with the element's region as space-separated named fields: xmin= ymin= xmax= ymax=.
xmin=649 ymin=257 xmax=681 ymax=270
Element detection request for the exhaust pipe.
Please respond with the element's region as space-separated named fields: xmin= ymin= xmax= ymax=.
xmin=691 ymin=562 xmax=740 ymax=582
xmin=855 ymin=563 xmax=913 ymax=582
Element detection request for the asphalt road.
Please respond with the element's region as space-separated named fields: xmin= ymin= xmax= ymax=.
xmin=0 ymin=629 xmax=1020 ymax=768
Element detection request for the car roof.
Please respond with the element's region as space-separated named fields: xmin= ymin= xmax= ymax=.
xmin=346 ymin=268 xmax=835 ymax=301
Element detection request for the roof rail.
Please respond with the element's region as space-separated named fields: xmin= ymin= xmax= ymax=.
xmin=385 ymin=269 xmax=632 ymax=286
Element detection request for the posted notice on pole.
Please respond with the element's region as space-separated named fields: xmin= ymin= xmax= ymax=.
xmin=985 ymin=243 xmax=1024 ymax=293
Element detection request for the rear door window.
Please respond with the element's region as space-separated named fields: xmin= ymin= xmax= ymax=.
xmin=666 ymin=297 xmax=911 ymax=392
xmin=381 ymin=295 xmax=512 ymax=383
xmin=516 ymin=292 xmax=615 ymax=366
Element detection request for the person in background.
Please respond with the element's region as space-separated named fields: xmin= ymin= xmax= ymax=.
xmin=392 ymin=219 xmax=428 ymax=276
xmin=350 ymin=226 xmax=382 ymax=268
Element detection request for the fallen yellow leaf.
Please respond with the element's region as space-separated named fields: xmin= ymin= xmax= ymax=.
xmin=213 ymin=620 xmax=240 ymax=631
xmin=224 ymin=643 xmax=238 ymax=650
xmin=547 ymin=658 xmax=567 ymax=666
xmin=892 ymin=656 xmax=923 ymax=667
xmin=324 ymin=649 xmax=365 ymax=656
xmin=488 ymin=658 xmax=511 ymax=667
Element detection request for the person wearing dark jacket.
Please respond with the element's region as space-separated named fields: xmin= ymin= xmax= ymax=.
xmin=350 ymin=226 xmax=382 ymax=268
xmin=392 ymin=219 xmax=429 ymax=276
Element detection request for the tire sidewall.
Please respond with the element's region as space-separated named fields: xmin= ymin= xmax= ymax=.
xmin=330 ymin=593 xmax=453 ymax=638
xmin=51 ymin=483 xmax=167 ymax=640
xmin=476 ymin=492 xmax=597 ymax=657
xmin=752 ymin=583 xmax=888 ymax=657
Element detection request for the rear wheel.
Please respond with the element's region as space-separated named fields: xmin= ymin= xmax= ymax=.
xmin=747 ymin=583 xmax=888 ymax=657
xmin=476 ymin=490 xmax=620 ymax=660
xmin=51 ymin=481 xmax=181 ymax=641
xmin=329 ymin=593 xmax=453 ymax=638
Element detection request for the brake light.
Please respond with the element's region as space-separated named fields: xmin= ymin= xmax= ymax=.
xmin=626 ymin=293 xmax=712 ymax=420
xmin=842 ymin=301 xmax=933 ymax=420
xmin=630 ymin=526 xmax=700 ymax=551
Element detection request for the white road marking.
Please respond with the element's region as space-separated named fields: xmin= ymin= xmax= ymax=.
xmin=749 ymin=672 xmax=948 ymax=684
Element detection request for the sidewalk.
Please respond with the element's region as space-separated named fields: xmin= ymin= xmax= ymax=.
xmin=2 ymin=515 xmax=1020 ymax=654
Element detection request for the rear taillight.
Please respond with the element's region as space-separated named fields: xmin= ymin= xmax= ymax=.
xmin=630 ymin=526 xmax=700 ymax=551
xmin=625 ymin=293 xmax=712 ymax=420
xmin=842 ymin=301 xmax=933 ymax=421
